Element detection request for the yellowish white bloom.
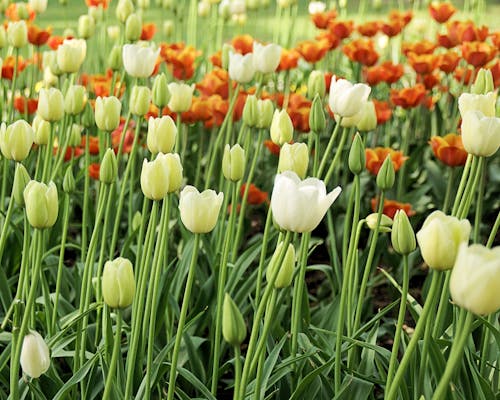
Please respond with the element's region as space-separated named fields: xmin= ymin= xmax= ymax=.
xmin=179 ymin=186 xmax=224 ymax=233
xmin=329 ymin=76 xmax=371 ymax=118
xmin=252 ymin=42 xmax=281 ymax=74
xmin=461 ymin=110 xmax=500 ymax=157
xmin=20 ymin=331 xmax=50 ymax=378
xmin=122 ymin=44 xmax=159 ymax=78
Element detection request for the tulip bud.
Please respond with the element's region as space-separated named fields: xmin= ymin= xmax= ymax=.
xmin=13 ymin=163 xmax=31 ymax=207
xmin=78 ymin=14 xmax=95 ymax=39
xmin=64 ymin=85 xmax=86 ymax=115
xmin=29 ymin=0 xmax=48 ymax=13
xmin=270 ymin=109 xmax=293 ymax=145
xmin=266 ymin=241 xmax=295 ymax=288
xmin=107 ymin=25 xmax=120 ymax=41
xmin=57 ymin=39 xmax=86 ymax=74
xmin=32 ymin=115 xmax=51 ymax=145
xmin=20 ymin=331 xmax=50 ymax=379
xmin=152 ymin=73 xmax=171 ymax=108
xmin=82 ymin=101 xmax=95 ymax=128
xmin=221 ymin=43 xmax=232 ymax=70
xmin=471 ymin=68 xmax=494 ymax=95
xmin=0 ymin=121 xmax=35 ymax=162
xmin=43 ymin=51 xmax=62 ymax=76
xmin=24 ymin=180 xmax=59 ymax=229
xmin=7 ymin=21 xmax=28 ymax=48
xmin=95 ymin=96 xmax=122 ymax=131
xmin=141 ymin=153 xmax=175 ymax=200
xmin=256 ymin=99 xmax=274 ymax=129
xmin=450 ymin=244 xmax=500 ymax=315
xmin=349 ymin=133 xmax=365 ymax=175
xmin=366 ymin=213 xmax=393 ymax=232
xmin=278 ymin=142 xmax=308 ymax=179
xmin=137 ymin=0 xmax=149 ymax=9
xmin=461 ymin=111 xmax=500 ymax=157
xmin=129 ymin=85 xmax=151 ymax=116
xmin=391 ymin=210 xmax=416 ymax=255
xmin=88 ymin=5 xmax=104 ymax=22
xmin=198 ymin=0 xmax=211 ymax=17
xmin=100 ymin=148 xmax=118 ymax=184
xmin=163 ymin=20 xmax=174 ymax=37
xmin=125 ymin=13 xmax=142 ymax=42
xmin=63 ymin=166 xmax=75 ymax=193
xmin=116 ymin=0 xmax=134 ymax=23
xmin=222 ymin=144 xmax=246 ymax=181
xmin=16 ymin=2 xmax=30 ymax=18
xmin=179 ymin=186 xmax=224 ymax=233
xmin=308 ymin=70 xmax=326 ymax=100
xmin=102 ymin=257 xmax=136 ymax=309
xmin=309 ymin=94 xmax=326 ymax=133
xmin=68 ymin=124 xmax=82 ymax=147
xmin=355 ymin=101 xmax=377 ymax=132
xmin=147 ymin=116 xmax=177 ymax=154
xmin=132 ymin=211 xmax=142 ymax=231
xmin=222 ymin=293 xmax=246 ymax=346
xmin=167 ymin=83 xmax=194 ymax=113
xmin=108 ymin=45 xmax=123 ymax=71
xmin=242 ymin=95 xmax=257 ymax=127
xmin=37 ymin=88 xmax=64 ymax=122
xmin=416 ymin=211 xmax=471 ymax=271
xmin=376 ymin=155 xmax=395 ymax=190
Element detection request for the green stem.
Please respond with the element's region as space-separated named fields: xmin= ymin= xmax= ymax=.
xmin=167 ymin=233 xmax=201 ymax=400
xmin=41 ymin=123 xmax=55 ymax=183
xmin=8 ymin=48 xmax=20 ymax=121
xmin=211 ymin=183 xmax=239 ymax=394
xmin=0 ymin=158 xmax=8 ymax=213
xmin=317 ymin=119 xmax=341 ymax=179
xmin=442 ymin=167 xmax=455 ymax=214
xmin=233 ymin=346 xmax=242 ymax=400
xmin=456 ymin=156 xmax=482 ymax=219
xmin=385 ymin=271 xmax=442 ymax=400
xmin=239 ymin=231 xmax=292 ymax=400
xmin=486 ymin=211 xmax=500 ymax=248
xmin=324 ymin=126 xmax=350 ymax=186
xmin=81 ymin=132 xmax=91 ymax=260
xmin=451 ymin=154 xmax=473 ymax=216
xmin=255 ymin=207 xmax=273 ymax=303
xmin=102 ymin=310 xmax=123 ymax=400
xmin=432 ymin=271 xmax=451 ymax=339
xmin=386 ymin=255 xmax=410 ymax=390
xmin=473 ymin=158 xmax=486 ymax=243
xmin=0 ymin=189 xmax=15 ymax=261
xmin=432 ymin=311 xmax=474 ymax=400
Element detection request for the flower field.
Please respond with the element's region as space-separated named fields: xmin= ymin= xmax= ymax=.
xmin=1 ymin=0 xmax=500 ymax=399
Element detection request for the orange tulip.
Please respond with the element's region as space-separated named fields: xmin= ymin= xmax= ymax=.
xmin=161 ymin=43 xmax=201 ymax=80
xmin=419 ymin=73 xmax=441 ymax=90
xmin=357 ymin=21 xmax=380 ymax=37
xmin=453 ymin=67 xmax=475 ymax=85
xmin=311 ymin=9 xmax=337 ymax=29
xmin=196 ymin=68 xmax=231 ymax=99
xmin=296 ymin=39 xmax=330 ymax=63
xmin=210 ymin=50 xmax=222 ymax=68
xmin=27 ymin=24 xmax=51 ymax=46
xmin=488 ymin=60 xmax=500 ymax=88
xmin=364 ymin=61 xmax=404 ymax=86
xmin=204 ymin=95 xmax=229 ymax=129
xmin=343 ymin=38 xmax=379 ymax=66
xmin=491 ymin=31 xmax=500 ymax=51
xmin=438 ymin=50 xmax=461 ymax=73
xmin=1 ymin=56 xmax=27 ymax=80
xmin=430 ymin=134 xmax=468 ymax=167
xmin=81 ymin=135 xmax=100 ymax=155
xmin=461 ymin=41 xmax=497 ymax=68
xmin=88 ymin=163 xmax=100 ymax=180
xmin=402 ymin=40 xmax=436 ymax=56
xmin=232 ymin=34 xmax=254 ymax=55
xmin=407 ymin=52 xmax=439 ymax=75
xmin=371 ymin=198 xmax=416 ymax=219
xmin=240 ymin=183 xmax=269 ymax=205
xmin=278 ymin=48 xmax=301 ymax=71
xmin=429 ymin=2 xmax=456 ymax=24
xmin=14 ymin=96 xmax=38 ymax=115
xmin=327 ymin=20 xmax=354 ymax=40
xmin=373 ymin=99 xmax=393 ymax=125
xmin=315 ymin=31 xmax=340 ymax=50
xmin=140 ymin=22 xmax=156 ymax=41
xmin=5 ymin=3 xmax=35 ymax=21
xmin=264 ymin=140 xmax=282 ymax=156
xmin=390 ymin=84 xmax=427 ymax=108
xmin=85 ymin=0 xmax=111 ymax=9
xmin=365 ymin=147 xmax=408 ymax=175
xmin=389 ymin=10 xmax=413 ymax=27
xmin=381 ymin=20 xmax=404 ymax=37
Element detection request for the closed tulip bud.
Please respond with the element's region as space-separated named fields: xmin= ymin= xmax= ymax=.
xmin=116 ymin=0 xmax=134 ymax=23
xmin=32 ymin=115 xmax=50 ymax=145
xmin=152 ymin=73 xmax=170 ymax=108
xmin=24 ymin=180 xmax=58 ymax=229
xmin=29 ymin=0 xmax=48 ymax=13
xmin=78 ymin=15 xmax=95 ymax=39
xmin=69 ymin=124 xmax=82 ymax=147
xmin=329 ymin=77 xmax=371 ymax=118
xmin=376 ymin=155 xmax=395 ymax=190
xmin=20 ymin=331 xmax=50 ymax=379
xmin=141 ymin=153 xmax=183 ymax=199
xmin=391 ymin=210 xmax=416 ymax=255
xmin=222 ymin=144 xmax=246 ymax=181
xmin=82 ymin=101 xmax=95 ymax=127
xmin=278 ymin=142 xmax=308 ymax=179
xmin=222 ymin=293 xmax=246 ymax=346
xmin=102 ymin=257 xmax=135 ymax=308
xmin=471 ymin=68 xmax=494 ymax=95
xmin=271 ymin=171 xmax=341 ymax=233
xmin=221 ymin=43 xmax=232 ymax=70
xmin=458 ymin=92 xmax=496 ymax=118
xmin=198 ymin=0 xmax=211 ymax=17
xmin=95 ymin=96 xmax=122 ymax=131
xmin=309 ymin=94 xmax=326 ymax=133
xmin=229 ymin=52 xmax=255 ymax=83
xmin=461 ymin=111 xmax=500 ymax=157
xmin=252 ymin=42 xmax=281 ymax=74
xmin=125 ymin=13 xmax=142 ymax=42
xmin=63 ymin=166 xmax=75 ymax=193
xmin=307 ymin=70 xmax=326 ymax=100
xmin=270 ymin=109 xmax=293 ymax=145
xmin=256 ymin=99 xmax=274 ymax=129
xmin=64 ymin=85 xmax=86 ymax=115
xmin=88 ymin=5 xmax=104 ymax=22
xmin=132 ymin=211 xmax=142 ymax=231
xmin=43 ymin=51 xmax=62 ymax=76
xmin=179 ymin=186 xmax=224 ymax=233
xmin=100 ymin=148 xmax=118 ymax=184
xmin=167 ymin=82 xmax=194 ymax=113
xmin=107 ymin=45 xmax=123 ymax=72
xmin=366 ymin=213 xmax=393 ymax=232
xmin=355 ymin=101 xmax=377 ymax=132
xmin=137 ymin=0 xmax=149 ymax=9
xmin=416 ymin=210 xmax=471 ymax=271
xmin=7 ymin=21 xmax=28 ymax=48
xmin=129 ymin=85 xmax=151 ymax=116
xmin=163 ymin=20 xmax=174 ymax=37
xmin=0 ymin=121 xmax=35 ymax=161
xmin=450 ymin=244 xmax=500 ymax=315
xmin=349 ymin=133 xmax=365 ymax=175
xmin=38 ymin=88 xmax=64 ymax=122
xmin=147 ymin=116 xmax=177 ymax=154
xmin=107 ymin=25 xmax=120 ymax=41
xmin=16 ymin=2 xmax=30 ymax=18
xmin=57 ymin=39 xmax=86 ymax=73
xmin=266 ymin=242 xmax=295 ymax=288
xmin=219 ymin=0 xmax=231 ymax=19
xmin=242 ymin=94 xmax=258 ymax=127
xmin=13 ymin=163 xmax=31 ymax=207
